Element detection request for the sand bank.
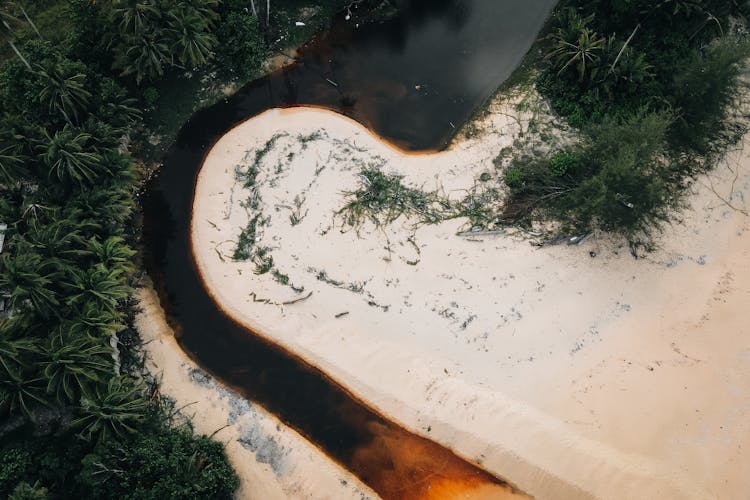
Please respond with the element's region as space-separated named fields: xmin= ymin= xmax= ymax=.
xmin=191 ymin=101 xmax=750 ymax=499
xmin=135 ymin=284 xmax=377 ymax=500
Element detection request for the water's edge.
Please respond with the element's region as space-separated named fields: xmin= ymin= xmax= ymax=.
xmin=142 ymin=1 xmax=556 ymax=497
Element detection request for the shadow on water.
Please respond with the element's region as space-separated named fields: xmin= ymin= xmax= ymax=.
xmin=142 ymin=0 xmax=556 ymax=497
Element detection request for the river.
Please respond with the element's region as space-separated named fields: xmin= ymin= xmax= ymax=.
xmin=142 ymin=1 xmax=556 ymax=497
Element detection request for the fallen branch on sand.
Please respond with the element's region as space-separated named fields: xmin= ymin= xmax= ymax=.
xmin=456 ymin=229 xmax=507 ymax=237
xmin=282 ymin=291 xmax=313 ymax=305
xmin=700 ymin=166 xmax=749 ymax=216
xmin=248 ymin=290 xmax=313 ymax=307
xmin=249 ymin=291 xmax=275 ymax=304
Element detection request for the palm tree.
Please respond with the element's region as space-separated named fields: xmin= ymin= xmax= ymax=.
xmin=545 ymin=26 xmax=605 ymax=82
xmin=100 ymin=149 xmax=137 ymax=184
xmin=93 ymin=100 xmax=141 ymax=139
xmin=41 ymin=328 xmax=113 ymax=404
xmin=117 ymin=31 xmax=170 ymax=84
xmin=67 ymin=301 xmax=124 ymax=338
xmin=111 ymin=0 xmax=161 ymax=35
xmin=21 ymin=217 xmax=81 ymax=262
xmin=67 ymin=185 xmax=133 ymax=236
xmin=62 ymin=264 xmax=129 ymax=316
xmin=0 ymin=143 xmax=28 ymax=185
xmin=0 ymin=321 xmax=47 ymax=417
xmin=72 ymin=377 xmax=148 ymax=442
xmin=37 ymin=125 xmax=102 ymax=186
xmin=0 ymin=370 xmax=48 ymax=417
xmin=35 ymin=63 xmax=92 ymax=123
xmin=0 ymin=320 xmax=37 ymax=384
xmin=20 ymin=198 xmax=50 ymax=221
xmin=108 ymin=0 xmax=172 ymax=84
xmin=0 ymin=253 xmax=59 ymax=318
xmin=84 ymin=236 xmax=135 ymax=271
xmin=167 ymin=6 xmax=217 ymax=67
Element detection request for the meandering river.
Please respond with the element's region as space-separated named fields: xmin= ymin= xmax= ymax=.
xmin=142 ymin=1 xmax=556 ymax=497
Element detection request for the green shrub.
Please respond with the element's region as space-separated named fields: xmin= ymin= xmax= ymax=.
xmin=0 ymin=430 xmax=91 ymax=499
xmin=9 ymin=481 xmax=49 ymax=500
xmin=535 ymin=70 xmax=608 ymax=128
xmin=504 ymin=110 xmax=678 ymax=235
xmin=0 ymin=423 xmax=239 ymax=499
xmin=671 ymin=37 xmax=750 ymax=154
xmin=215 ymin=11 xmax=266 ymax=80
xmin=0 ymin=448 xmax=34 ymax=496
xmin=80 ymin=427 xmax=239 ymax=500
xmin=557 ymin=111 xmax=675 ymax=233
xmin=504 ymin=167 xmax=525 ymax=189
xmin=548 ymin=151 xmax=580 ymax=177
xmin=529 ymin=1 xmax=749 ymax=236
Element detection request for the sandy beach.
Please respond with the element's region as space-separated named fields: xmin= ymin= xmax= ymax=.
xmin=135 ymin=284 xmax=378 ymax=500
xmin=189 ymin=96 xmax=750 ymax=499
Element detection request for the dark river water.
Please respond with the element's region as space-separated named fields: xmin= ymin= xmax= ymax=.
xmin=142 ymin=0 xmax=556 ymax=497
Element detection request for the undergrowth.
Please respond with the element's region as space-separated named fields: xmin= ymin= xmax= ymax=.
xmin=500 ymin=1 xmax=750 ymax=240
xmin=337 ymin=168 xmax=449 ymax=229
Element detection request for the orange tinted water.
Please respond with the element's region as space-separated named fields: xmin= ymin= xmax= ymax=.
xmin=143 ymin=0 xmax=555 ymax=497
xmin=350 ymin=420 xmax=527 ymax=499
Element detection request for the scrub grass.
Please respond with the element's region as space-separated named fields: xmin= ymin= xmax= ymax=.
xmin=337 ymin=168 xmax=449 ymax=229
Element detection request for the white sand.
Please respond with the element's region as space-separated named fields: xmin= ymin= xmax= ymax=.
xmin=191 ymin=100 xmax=750 ymax=499
xmin=135 ymin=284 xmax=377 ymax=500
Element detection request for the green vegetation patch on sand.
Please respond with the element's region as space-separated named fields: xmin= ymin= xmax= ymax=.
xmin=501 ymin=0 xmax=750 ymax=240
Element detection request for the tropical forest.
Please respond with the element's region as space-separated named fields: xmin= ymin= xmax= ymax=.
xmin=1 ymin=1 xmax=748 ymax=499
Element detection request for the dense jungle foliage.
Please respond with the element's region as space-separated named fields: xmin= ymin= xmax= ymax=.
xmin=2 ymin=0 xmax=746 ymax=496
xmin=0 ymin=0 xmax=384 ymax=497
xmin=504 ymin=0 xmax=750 ymax=238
